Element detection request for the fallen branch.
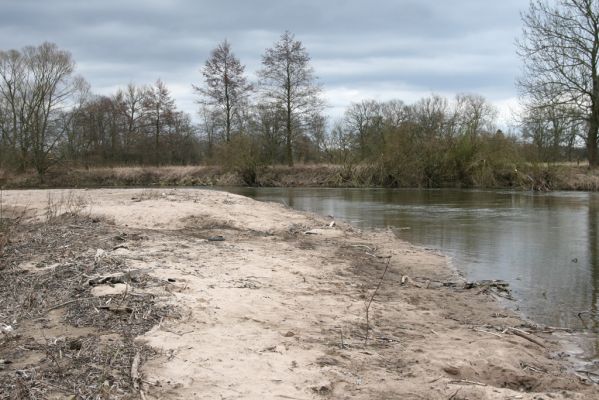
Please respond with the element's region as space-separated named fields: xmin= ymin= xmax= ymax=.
xmin=505 ymin=328 xmax=546 ymax=348
xmin=448 ymin=379 xmax=487 ymax=387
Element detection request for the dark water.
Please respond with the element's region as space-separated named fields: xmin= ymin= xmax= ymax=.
xmin=220 ymin=187 xmax=599 ymax=357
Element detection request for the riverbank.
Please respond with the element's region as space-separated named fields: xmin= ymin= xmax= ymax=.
xmin=0 ymin=188 xmax=597 ymax=399
xmin=2 ymin=163 xmax=599 ymax=191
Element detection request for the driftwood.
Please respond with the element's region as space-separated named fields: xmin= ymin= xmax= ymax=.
xmin=505 ymin=328 xmax=546 ymax=348
xmin=464 ymin=280 xmax=513 ymax=299
xmin=87 ymin=271 xmax=141 ymax=286
xmin=464 ymin=279 xmax=510 ymax=291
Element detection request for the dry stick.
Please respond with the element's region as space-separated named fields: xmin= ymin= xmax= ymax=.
xmin=46 ymin=297 xmax=92 ymax=312
xmin=131 ymin=351 xmax=141 ymax=391
xmin=448 ymin=379 xmax=487 ymax=387
xmin=506 ymin=328 xmax=546 ymax=348
xmin=449 ymin=389 xmax=461 ymax=400
xmin=349 ymin=244 xmax=374 ymax=252
xmin=364 ymin=258 xmax=391 ymax=346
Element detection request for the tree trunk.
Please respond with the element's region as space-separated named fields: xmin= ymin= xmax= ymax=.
xmin=286 ymin=114 xmax=293 ymax=167
xmin=286 ymin=92 xmax=293 ymax=166
xmin=588 ymin=122 xmax=598 ymax=167
xmin=155 ymin=112 xmax=160 ymax=166
xmin=589 ymin=96 xmax=599 ymax=168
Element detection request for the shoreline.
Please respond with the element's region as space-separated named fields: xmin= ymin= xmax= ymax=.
xmin=0 ymin=188 xmax=598 ymax=399
xmin=2 ymin=163 xmax=599 ymax=192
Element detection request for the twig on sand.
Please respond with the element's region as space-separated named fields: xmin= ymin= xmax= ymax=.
xmin=47 ymin=297 xmax=92 ymax=312
xmin=474 ymin=328 xmax=502 ymax=338
xmin=505 ymin=328 xmax=546 ymax=348
xmin=364 ymin=258 xmax=391 ymax=346
xmin=449 ymin=388 xmax=461 ymax=400
xmin=349 ymin=244 xmax=374 ymax=252
xmin=448 ymin=379 xmax=487 ymax=387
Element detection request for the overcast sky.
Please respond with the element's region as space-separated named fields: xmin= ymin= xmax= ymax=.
xmin=0 ymin=0 xmax=526 ymax=126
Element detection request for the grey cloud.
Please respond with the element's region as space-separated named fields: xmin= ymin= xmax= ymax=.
xmin=0 ymin=0 xmax=526 ymax=120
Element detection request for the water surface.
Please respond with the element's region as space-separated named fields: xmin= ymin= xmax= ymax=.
xmin=220 ymin=187 xmax=599 ymax=357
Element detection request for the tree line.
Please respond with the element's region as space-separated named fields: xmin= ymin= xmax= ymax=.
xmin=0 ymin=17 xmax=596 ymax=187
xmin=0 ymin=43 xmax=198 ymax=174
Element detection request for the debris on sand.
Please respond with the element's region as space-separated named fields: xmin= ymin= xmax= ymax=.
xmin=0 ymin=189 xmax=597 ymax=399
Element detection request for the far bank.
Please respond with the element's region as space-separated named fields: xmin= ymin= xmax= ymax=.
xmin=1 ymin=163 xmax=599 ymax=191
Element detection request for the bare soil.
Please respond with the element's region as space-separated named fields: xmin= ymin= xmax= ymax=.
xmin=0 ymin=188 xmax=598 ymax=399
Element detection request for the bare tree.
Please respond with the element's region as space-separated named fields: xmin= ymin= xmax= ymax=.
xmin=251 ymin=101 xmax=285 ymax=164
xmin=145 ymin=79 xmax=175 ymax=165
xmin=194 ymin=40 xmax=252 ymax=143
xmin=258 ymin=31 xmax=324 ymax=166
xmin=453 ymin=94 xmax=498 ymax=137
xmin=344 ymin=100 xmax=383 ymax=159
xmin=411 ymin=95 xmax=449 ymax=139
xmin=0 ymin=42 xmax=83 ymax=176
xmin=380 ymin=99 xmax=409 ymax=128
xmin=116 ymin=83 xmax=147 ymax=155
xmin=517 ymin=0 xmax=599 ymax=167
xmin=0 ymin=48 xmax=32 ymax=170
xmin=521 ymin=100 xmax=582 ymax=161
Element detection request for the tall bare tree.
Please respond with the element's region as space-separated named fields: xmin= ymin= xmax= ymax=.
xmin=0 ymin=42 xmax=82 ymax=176
xmin=145 ymin=79 xmax=175 ymax=165
xmin=194 ymin=40 xmax=252 ymax=143
xmin=258 ymin=31 xmax=323 ymax=166
xmin=116 ymin=83 xmax=147 ymax=155
xmin=518 ymin=0 xmax=599 ymax=167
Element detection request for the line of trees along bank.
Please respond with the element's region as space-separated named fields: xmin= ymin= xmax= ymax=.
xmin=0 ymin=32 xmax=590 ymax=188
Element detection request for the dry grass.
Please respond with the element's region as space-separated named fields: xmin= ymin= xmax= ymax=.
xmin=0 ymin=189 xmax=28 ymax=254
xmin=0 ymin=211 xmax=178 ymax=399
xmin=44 ymin=190 xmax=92 ymax=222
xmin=2 ymin=163 xmax=599 ymax=191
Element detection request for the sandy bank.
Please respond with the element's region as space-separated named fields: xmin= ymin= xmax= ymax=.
xmin=0 ymin=188 xmax=597 ymax=399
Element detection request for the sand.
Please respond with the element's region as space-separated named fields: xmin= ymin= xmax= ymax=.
xmin=1 ymin=187 xmax=598 ymax=399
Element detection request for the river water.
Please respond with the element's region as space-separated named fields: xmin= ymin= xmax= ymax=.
xmin=220 ymin=187 xmax=599 ymax=358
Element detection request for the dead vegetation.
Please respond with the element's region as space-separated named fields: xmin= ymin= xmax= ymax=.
xmin=3 ymin=163 xmax=599 ymax=192
xmin=1 ymin=188 xmax=597 ymax=399
xmin=0 ymin=205 xmax=177 ymax=399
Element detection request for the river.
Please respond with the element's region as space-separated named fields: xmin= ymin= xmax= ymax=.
xmin=220 ymin=187 xmax=599 ymax=359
